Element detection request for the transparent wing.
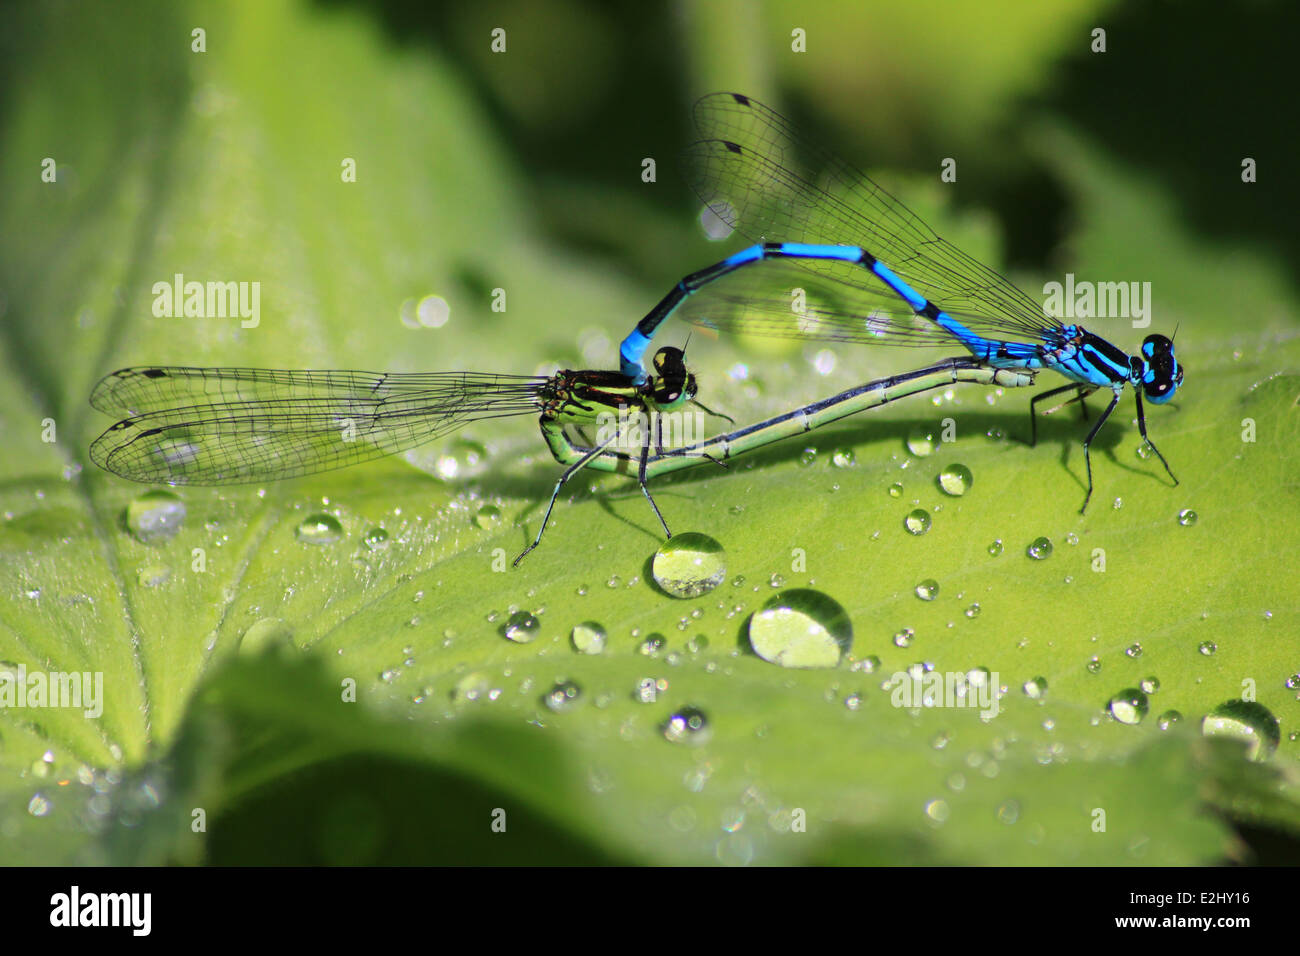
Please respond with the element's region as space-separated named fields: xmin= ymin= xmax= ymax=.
xmin=684 ymin=92 xmax=1058 ymax=342
xmin=89 ymin=366 xmax=546 ymax=485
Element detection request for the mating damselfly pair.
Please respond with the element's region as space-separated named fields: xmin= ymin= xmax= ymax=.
xmin=89 ymin=92 xmax=1182 ymax=563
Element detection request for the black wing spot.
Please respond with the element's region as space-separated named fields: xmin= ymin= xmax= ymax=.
xmin=722 ymin=140 xmax=743 ymax=155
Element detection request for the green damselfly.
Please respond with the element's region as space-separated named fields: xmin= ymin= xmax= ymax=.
xmin=89 ymin=350 xmax=1032 ymax=564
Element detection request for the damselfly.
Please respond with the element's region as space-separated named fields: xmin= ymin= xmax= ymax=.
xmin=618 ymin=92 xmax=1184 ymax=512
xmin=88 ymin=351 xmax=1029 ymax=564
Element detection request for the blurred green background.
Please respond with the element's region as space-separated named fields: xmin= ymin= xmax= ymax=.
xmin=0 ymin=0 xmax=1296 ymax=866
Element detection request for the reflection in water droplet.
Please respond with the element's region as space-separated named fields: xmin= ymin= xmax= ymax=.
xmin=1086 ymin=656 xmax=1102 ymax=674
xmin=296 ymin=513 xmax=343 ymax=545
xmin=888 ymin=482 xmax=904 ymax=498
xmin=1022 ymin=677 xmax=1048 ymax=700
xmin=363 ymin=527 xmax=390 ymax=551
xmin=905 ymin=509 xmax=932 ymax=535
xmin=662 ymin=706 xmax=710 ymax=744
xmin=1140 ymin=675 xmax=1160 ymax=694
xmin=893 ymin=627 xmax=915 ymax=648
xmin=1198 ymin=640 xmax=1217 ymax=656
xmin=915 ymin=579 xmax=939 ymax=601
xmin=501 ymin=610 xmax=540 ymax=643
xmin=987 ymin=539 xmax=1004 ymax=557
xmin=127 ymin=490 xmax=187 ymax=543
xmin=748 ymin=589 xmax=853 ymax=668
xmin=1026 ymin=537 xmax=1053 ymax=560
xmin=652 ymin=532 xmax=727 ymax=598
xmin=1125 ymin=643 xmax=1142 ymax=659
xmin=1201 ymin=700 xmax=1280 ymax=761
xmin=1108 ymin=688 xmax=1150 ymax=725
xmin=474 ymin=505 xmax=502 ymax=529
xmin=964 ymin=603 xmax=981 ymax=618
xmin=937 ymin=464 xmax=972 ymax=496
xmin=1177 ymin=509 xmax=1198 ymax=527
xmin=798 ymin=447 xmax=817 ymax=467
xmin=570 ymin=621 xmax=607 ymax=654
xmin=831 ymin=448 xmax=856 ymax=468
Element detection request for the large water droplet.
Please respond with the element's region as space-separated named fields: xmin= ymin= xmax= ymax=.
xmin=748 ymin=589 xmax=852 ymax=668
xmin=1201 ymin=700 xmax=1280 ymax=761
xmin=126 ymin=490 xmax=186 ymax=543
xmin=904 ymin=509 xmax=932 ymax=535
xmin=906 ymin=426 xmax=937 ymax=457
xmin=1108 ymin=688 xmax=1149 ymax=724
xmin=296 ymin=513 xmax=343 ymax=545
xmin=937 ymin=464 xmax=972 ymax=496
xmin=652 ymin=532 xmax=727 ymax=598
xmin=570 ymin=621 xmax=607 ymax=654
xmin=501 ymin=610 xmax=540 ymax=643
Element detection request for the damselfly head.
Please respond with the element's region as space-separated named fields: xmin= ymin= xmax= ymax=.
xmin=650 ymin=346 xmax=695 ymax=407
xmin=1139 ymin=334 xmax=1182 ymax=404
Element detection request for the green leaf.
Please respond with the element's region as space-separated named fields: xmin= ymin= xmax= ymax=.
xmin=0 ymin=0 xmax=1295 ymax=865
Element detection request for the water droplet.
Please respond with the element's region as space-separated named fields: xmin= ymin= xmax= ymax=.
xmin=240 ymin=618 xmax=293 ymax=655
xmin=474 ymin=505 xmax=502 ymax=529
xmin=964 ymin=603 xmax=981 ymax=618
xmin=904 ymin=509 xmax=932 ymax=535
xmin=543 ymin=680 xmax=582 ymax=712
xmin=853 ymin=655 xmax=881 ymax=674
xmin=1140 ymin=675 xmax=1160 ymax=694
xmin=987 ymin=539 xmax=1004 ymax=556
xmin=662 ymin=706 xmax=710 ymax=745
xmin=893 ymin=627 xmax=915 ymax=648
xmin=501 ymin=610 xmax=540 ymax=643
xmin=27 ymin=793 xmax=52 ymax=817
xmin=831 ymin=448 xmax=856 ymax=468
xmin=1177 ymin=509 xmax=1198 ymax=527
xmin=1086 ymin=656 xmax=1102 ymax=674
xmin=452 ymin=671 xmax=492 ymax=703
xmin=768 ymin=573 xmax=786 ymax=588
xmin=1201 ymin=700 xmax=1280 ymax=761
xmin=906 ymin=426 xmax=938 ymax=457
xmin=1125 ymin=643 xmax=1142 ymax=659
xmin=748 ymin=589 xmax=853 ymax=668
xmin=136 ymin=565 xmax=171 ymax=588
xmin=606 ymin=574 xmax=622 ymax=589
xmin=638 ymin=633 xmax=667 ymax=656
xmin=1156 ymin=710 xmax=1182 ymax=730
xmin=126 ymin=490 xmax=186 ymax=543
xmin=652 ymin=532 xmax=727 ymax=598
xmin=996 ymin=799 xmax=1021 ymax=825
xmin=1023 ymin=677 xmax=1048 ymax=700
xmin=1108 ymin=688 xmax=1150 ymax=724
xmin=888 ymin=482 xmax=904 ymax=498
xmin=798 ymin=447 xmax=818 ymax=467
xmin=1286 ymin=673 xmax=1300 ymax=691
xmin=636 ymin=677 xmax=667 ymax=703
xmin=923 ymin=798 xmax=949 ymax=823
xmin=362 ymin=527 xmax=389 ymax=551
xmin=296 ymin=513 xmax=343 ymax=546
xmin=1198 ymin=640 xmax=1217 ymax=656
xmin=570 ymin=621 xmax=607 ymax=654
xmin=915 ymin=579 xmax=939 ymax=601
xmin=937 ymin=464 xmax=972 ymax=496
xmin=1026 ymin=536 xmax=1053 ymax=560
